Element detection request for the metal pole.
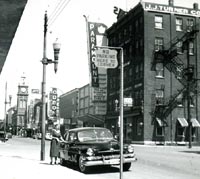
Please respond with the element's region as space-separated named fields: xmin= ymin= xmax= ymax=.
xmin=187 ymin=42 xmax=192 ymax=149
xmin=41 ymin=11 xmax=48 ymax=161
xmin=95 ymin=45 xmax=124 ymax=179
xmin=119 ymin=48 xmax=124 ymax=179
xmin=4 ymin=82 xmax=7 ymax=137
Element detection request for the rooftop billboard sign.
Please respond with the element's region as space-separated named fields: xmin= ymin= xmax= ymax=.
xmin=143 ymin=2 xmax=200 ymax=17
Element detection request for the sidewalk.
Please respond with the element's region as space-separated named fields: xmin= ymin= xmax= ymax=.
xmin=0 ymin=138 xmax=103 ymax=179
xmin=0 ymin=154 xmax=104 ymax=179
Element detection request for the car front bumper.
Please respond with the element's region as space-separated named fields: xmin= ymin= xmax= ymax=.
xmin=84 ymin=153 xmax=137 ymax=166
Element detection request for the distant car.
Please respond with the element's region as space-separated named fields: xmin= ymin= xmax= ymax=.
xmin=59 ymin=127 xmax=136 ymax=173
xmin=0 ymin=131 xmax=8 ymax=142
xmin=6 ymin=132 xmax=12 ymax=139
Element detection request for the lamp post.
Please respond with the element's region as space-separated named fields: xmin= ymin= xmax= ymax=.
xmin=40 ymin=11 xmax=61 ymax=161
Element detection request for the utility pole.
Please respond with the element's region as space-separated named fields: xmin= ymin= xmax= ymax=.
xmin=40 ymin=11 xmax=61 ymax=161
xmin=41 ymin=11 xmax=48 ymax=161
xmin=4 ymin=82 xmax=8 ymax=137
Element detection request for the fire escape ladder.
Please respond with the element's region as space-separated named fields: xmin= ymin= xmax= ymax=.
xmin=151 ymin=86 xmax=186 ymax=125
xmin=161 ymin=87 xmax=187 ymax=120
xmin=151 ymin=25 xmax=199 ymax=125
xmin=164 ymin=55 xmax=187 ymax=86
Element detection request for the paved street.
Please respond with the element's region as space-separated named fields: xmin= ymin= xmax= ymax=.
xmin=0 ymin=136 xmax=200 ymax=179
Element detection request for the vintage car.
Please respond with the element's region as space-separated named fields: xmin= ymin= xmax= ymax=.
xmin=0 ymin=131 xmax=8 ymax=142
xmin=59 ymin=127 xmax=136 ymax=173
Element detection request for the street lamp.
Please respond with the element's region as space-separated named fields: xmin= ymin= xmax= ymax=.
xmin=40 ymin=11 xmax=61 ymax=161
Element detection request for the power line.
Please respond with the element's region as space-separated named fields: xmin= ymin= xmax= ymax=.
xmin=48 ymin=0 xmax=72 ymax=28
xmin=48 ymin=0 xmax=65 ymax=22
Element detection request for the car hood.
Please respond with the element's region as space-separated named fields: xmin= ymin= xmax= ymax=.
xmin=77 ymin=139 xmax=120 ymax=151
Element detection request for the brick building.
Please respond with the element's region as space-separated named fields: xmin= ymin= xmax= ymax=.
xmin=106 ymin=0 xmax=200 ymax=145
xmin=59 ymin=85 xmax=106 ymax=129
xmin=59 ymin=88 xmax=79 ymax=130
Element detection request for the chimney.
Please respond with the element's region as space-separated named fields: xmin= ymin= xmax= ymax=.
xmin=193 ymin=3 xmax=199 ymax=10
xmin=169 ymin=0 xmax=174 ymax=6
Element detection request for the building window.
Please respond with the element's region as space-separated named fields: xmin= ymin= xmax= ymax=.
xmin=156 ymin=126 xmax=164 ymax=136
xmin=187 ymin=19 xmax=194 ymax=32
xmin=176 ymin=41 xmax=183 ymax=54
xmin=139 ymin=38 xmax=143 ymax=53
xmin=177 ymin=93 xmax=183 ymax=107
xmin=177 ymin=125 xmax=185 ymax=136
xmin=176 ymin=18 xmax=183 ymax=31
xmin=129 ymin=45 xmax=133 ymax=57
xmin=155 ymin=16 xmax=163 ymax=29
xmin=155 ymin=63 xmax=164 ymax=78
xmin=72 ymin=98 xmax=74 ymax=105
xmin=135 ymin=65 xmax=139 ymax=79
xmin=155 ymin=37 xmax=164 ymax=52
xmin=135 ymin=20 xmax=138 ymax=32
xmin=139 ymin=63 xmax=143 ymax=78
xmin=136 ymin=40 xmax=139 ymax=51
xmin=19 ymin=100 xmax=26 ymax=108
xmin=155 ymin=89 xmax=164 ymax=105
xmin=189 ymin=41 xmax=194 ymax=55
xmin=124 ymin=28 xmax=127 ymax=38
xmin=137 ymin=122 xmax=142 ymax=136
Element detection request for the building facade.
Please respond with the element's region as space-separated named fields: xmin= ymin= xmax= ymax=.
xmin=106 ymin=0 xmax=200 ymax=144
xmin=59 ymin=84 xmax=106 ymax=129
xmin=59 ymin=88 xmax=79 ymax=130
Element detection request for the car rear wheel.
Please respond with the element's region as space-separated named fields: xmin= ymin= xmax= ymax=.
xmin=78 ymin=155 xmax=88 ymax=173
xmin=123 ymin=163 xmax=131 ymax=171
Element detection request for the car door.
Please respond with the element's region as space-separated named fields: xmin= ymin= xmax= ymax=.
xmin=67 ymin=132 xmax=78 ymax=162
xmin=59 ymin=131 xmax=70 ymax=160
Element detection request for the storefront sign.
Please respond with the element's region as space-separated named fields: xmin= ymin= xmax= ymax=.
xmin=144 ymin=2 xmax=200 ymax=17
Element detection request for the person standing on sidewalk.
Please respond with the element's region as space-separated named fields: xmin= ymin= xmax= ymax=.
xmin=49 ymin=124 xmax=63 ymax=165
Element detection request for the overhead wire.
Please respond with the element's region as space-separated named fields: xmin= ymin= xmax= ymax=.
xmin=48 ymin=0 xmax=72 ymax=28
xmin=48 ymin=0 xmax=65 ymax=21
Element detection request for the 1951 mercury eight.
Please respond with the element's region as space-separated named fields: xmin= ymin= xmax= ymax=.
xmin=59 ymin=127 xmax=137 ymax=173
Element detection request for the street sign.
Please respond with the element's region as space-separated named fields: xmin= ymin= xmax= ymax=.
xmin=124 ymin=98 xmax=133 ymax=107
xmin=95 ymin=48 xmax=118 ymax=68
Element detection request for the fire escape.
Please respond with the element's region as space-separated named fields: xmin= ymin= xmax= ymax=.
xmin=151 ymin=25 xmax=199 ymax=125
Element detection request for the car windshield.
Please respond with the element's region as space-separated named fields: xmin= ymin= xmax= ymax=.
xmin=78 ymin=128 xmax=113 ymax=142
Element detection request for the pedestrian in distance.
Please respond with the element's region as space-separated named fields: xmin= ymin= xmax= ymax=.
xmin=49 ymin=124 xmax=64 ymax=165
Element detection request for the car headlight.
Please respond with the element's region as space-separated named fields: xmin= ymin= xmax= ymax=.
xmin=127 ymin=145 xmax=134 ymax=153
xmin=86 ymin=148 xmax=94 ymax=156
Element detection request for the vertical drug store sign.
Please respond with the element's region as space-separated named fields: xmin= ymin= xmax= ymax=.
xmin=49 ymin=88 xmax=58 ymax=118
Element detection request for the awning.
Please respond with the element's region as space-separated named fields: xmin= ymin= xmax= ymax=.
xmin=177 ymin=118 xmax=188 ymax=127
xmin=77 ymin=114 xmax=105 ymax=126
xmin=191 ymin=118 xmax=200 ymax=127
xmin=156 ymin=118 xmax=164 ymax=127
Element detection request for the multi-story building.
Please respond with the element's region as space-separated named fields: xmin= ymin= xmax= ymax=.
xmin=59 ymin=84 xmax=106 ymax=129
xmin=106 ymin=0 xmax=200 ymax=145
xmin=59 ymin=88 xmax=79 ymax=131
xmin=77 ymin=84 xmax=105 ymax=127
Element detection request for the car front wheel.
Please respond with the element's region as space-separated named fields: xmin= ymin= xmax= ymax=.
xmin=78 ymin=155 xmax=88 ymax=173
xmin=123 ymin=163 xmax=131 ymax=171
xmin=60 ymin=158 xmax=66 ymax=166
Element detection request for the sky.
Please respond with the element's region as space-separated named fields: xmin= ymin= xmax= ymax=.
xmin=0 ymin=0 xmax=198 ymax=119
